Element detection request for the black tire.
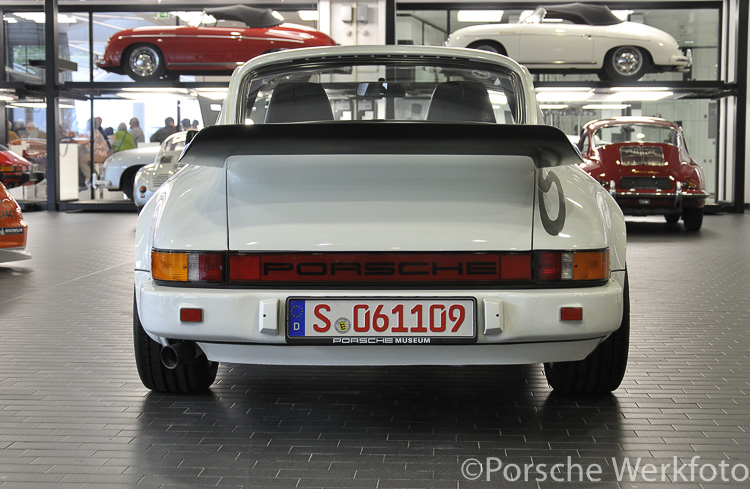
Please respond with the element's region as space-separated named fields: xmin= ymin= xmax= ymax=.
xmin=682 ymin=207 xmax=704 ymax=231
xmin=120 ymin=166 xmax=141 ymax=201
xmin=466 ymin=41 xmax=507 ymax=56
xmin=544 ymin=272 xmax=629 ymax=394
xmin=665 ymin=212 xmax=680 ymax=224
xmin=600 ymin=46 xmax=649 ymax=81
xmin=133 ymin=295 xmax=218 ymax=393
xmin=123 ymin=44 xmax=167 ymax=81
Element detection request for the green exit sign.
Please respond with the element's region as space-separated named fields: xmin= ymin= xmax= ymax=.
xmin=154 ymin=12 xmax=169 ymax=19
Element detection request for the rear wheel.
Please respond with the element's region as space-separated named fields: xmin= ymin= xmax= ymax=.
xmin=600 ymin=46 xmax=649 ymax=81
xmin=544 ymin=272 xmax=629 ymax=394
xmin=682 ymin=207 xmax=704 ymax=231
xmin=123 ymin=44 xmax=166 ymax=81
xmin=120 ymin=166 xmax=141 ymax=201
xmin=133 ymin=294 xmax=217 ymax=393
xmin=665 ymin=212 xmax=680 ymax=224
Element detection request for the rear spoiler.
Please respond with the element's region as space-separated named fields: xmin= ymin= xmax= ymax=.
xmin=181 ymin=122 xmax=582 ymax=169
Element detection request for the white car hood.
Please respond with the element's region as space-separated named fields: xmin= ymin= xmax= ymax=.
xmin=226 ymin=154 xmax=536 ymax=252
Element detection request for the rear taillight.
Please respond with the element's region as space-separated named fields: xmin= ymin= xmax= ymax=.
xmin=535 ymin=250 xmax=609 ymax=282
xmin=151 ymin=250 xmax=225 ymax=283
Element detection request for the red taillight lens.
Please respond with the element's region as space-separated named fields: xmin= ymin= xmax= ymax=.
xmin=229 ymin=254 xmax=261 ymax=282
xmin=500 ymin=254 xmax=532 ymax=280
xmin=536 ymin=252 xmax=563 ymax=281
xmin=191 ymin=253 xmax=224 ymax=282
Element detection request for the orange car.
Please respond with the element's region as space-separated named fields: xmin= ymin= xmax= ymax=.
xmin=0 ymin=182 xmax=30 ymax=262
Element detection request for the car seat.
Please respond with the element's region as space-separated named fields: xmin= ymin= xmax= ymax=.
xmin=265 ymin=82 xmax=334 ymax=123
xmin=426 ymin=81 xmax=496 ymax=123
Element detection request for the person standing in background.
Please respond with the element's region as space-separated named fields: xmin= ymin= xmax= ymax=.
xmin=150 ymin=117 xmax=177 ymax=143
xmin=129 ymin=117 xmax=145 ymax=144
xmin=113 ymin=122 xmax=136 ymax=152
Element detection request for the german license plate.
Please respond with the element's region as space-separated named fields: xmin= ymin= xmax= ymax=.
xmin=286 ymin=297 xmax=476 ymax=345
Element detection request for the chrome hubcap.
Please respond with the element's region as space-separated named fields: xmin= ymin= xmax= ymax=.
xmin=130 ymin=50 xmax=158 ymax=77
xmin=614 ymin=48 xmax=642 ymax=76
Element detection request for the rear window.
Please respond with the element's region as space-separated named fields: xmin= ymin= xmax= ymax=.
xmin=239 ymin=56 xmax=524 ymax=125
xmin=593 ymin=124 xmax=680 ymax=147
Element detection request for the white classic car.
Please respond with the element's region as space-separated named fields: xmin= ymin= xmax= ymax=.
xmin=134 ymin=45 xmax=629 ymax=395
xmin=98 ymin=145 xmax=159 ymax=200
xmin=446 ymin=3 xmax=691 ymax=81
xmin=133 ymin=131 xmax=190 ymax=210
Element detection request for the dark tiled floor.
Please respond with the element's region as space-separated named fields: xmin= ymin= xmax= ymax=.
xmin=1 ymin=210 xmax=750 ymax=488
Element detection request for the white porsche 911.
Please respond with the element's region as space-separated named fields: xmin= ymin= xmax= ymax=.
xmin=446 ymin=3 xmax=691 ymax=81
xmin=134 ymin=45 xmax=628 ymax=395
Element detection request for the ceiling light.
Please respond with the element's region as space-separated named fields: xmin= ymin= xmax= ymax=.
xmin=536 ymin=91 xmax=593 ymax=102
xmin=536 ymin=87 xmax=591 ymax=92
xmin=540 ymin=104 xmax=568 ymax=110
xmin=607 ymin=91 xmax=673 ymax=101
xmin=610 ymin=86 xmax=670 ymax=92
xmin=120 ymin=87 xmax=189 ymax=94
xmin=582 ymin=104 xmax=631 ymax=110
xmin=457 ymin=10 xmax=504 ymax=23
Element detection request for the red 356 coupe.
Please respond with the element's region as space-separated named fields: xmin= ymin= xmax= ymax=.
xmin=96 ymin=5 xmax=337 ymax=81
xmin=577 ymin=117 xmax=708 ymax=231
xmin=0 ymin=144 xmax=44 ymax=189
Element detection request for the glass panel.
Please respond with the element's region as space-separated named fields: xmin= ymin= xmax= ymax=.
xmin=5 ymin=97 xmax=48 ymax=202
xmin=242 ymin=57 xmax=523 ymax=125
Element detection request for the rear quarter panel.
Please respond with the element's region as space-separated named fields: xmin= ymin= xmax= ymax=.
xmin=533 ymin=165 xmax=626 ymax=272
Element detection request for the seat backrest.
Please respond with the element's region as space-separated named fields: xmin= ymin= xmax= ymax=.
xmin=426 ymin=81 xmax=496 ymax=123
xmin=265 ymin=82 xmax=334 ymax=123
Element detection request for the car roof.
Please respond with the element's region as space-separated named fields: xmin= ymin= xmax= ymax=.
xmin=203 ymin=5 xmax=283 ymax=28
xmin=544 ymin=3 xmax=623 ymax=26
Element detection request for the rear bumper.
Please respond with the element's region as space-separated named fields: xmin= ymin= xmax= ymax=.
xmin=614 ymin=189 xmax=707 ymax=214
xmin=0 ymin=171 xmax=44 ymax=188
xmin=135 ymin=270 xmax=626 ymax=365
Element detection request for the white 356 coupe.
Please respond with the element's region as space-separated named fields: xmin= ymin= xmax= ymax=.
xmin=446 ymin=3 xmax=691 ymax=81
xmin=134 ymin=45 xmax=629 ymax=395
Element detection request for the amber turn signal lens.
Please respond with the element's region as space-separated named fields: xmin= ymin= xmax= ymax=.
xmin=572 ymin=250 xmax=609 ymax=281
xmin=152 ymin=251 xmax=188 ymax=281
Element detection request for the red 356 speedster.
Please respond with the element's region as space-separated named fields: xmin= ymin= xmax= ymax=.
xmin=578 ymin=117 xmax=708 ymax=231
xmin=96 ymin=5 xmax=336 ymax=81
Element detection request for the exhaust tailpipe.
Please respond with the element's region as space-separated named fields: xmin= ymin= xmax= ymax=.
xmin=160 ymin=341 xmax=200 ymax=369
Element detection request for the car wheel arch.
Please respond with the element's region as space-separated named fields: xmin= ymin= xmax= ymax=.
xmin=120 ymin=165 xmax=144 ymax=200
xmin=466 ymin=40 xmax=507 ymax=56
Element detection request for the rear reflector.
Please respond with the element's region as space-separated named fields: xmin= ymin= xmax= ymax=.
xmin=560 ymin=307 xmax=583 ymax=321
xmin=180 ymin=308 xmax=203 ymax=322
